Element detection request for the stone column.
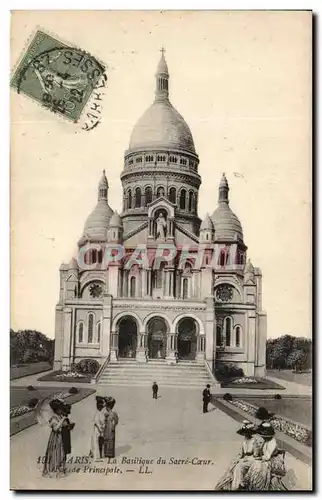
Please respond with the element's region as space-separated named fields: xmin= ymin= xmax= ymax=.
xmin=54 ymin=305 xmax=63 ymax=370
xmin=110 ymin=330 xmax=119 ymax=361
xmin=142 ymin=269 xmax=147 ymax=297
xmin=166 ymin=331 xmax=176 ymax=364
xmin=136 ymin=331 xmax=147 ymax=363
xmin=205 ymin=297 xmax=215 ymax=363
xmin=168 ymin=269 xmax=175 ymax=297
xmin=246 ymin=310 xmax=256 ymax=377
xmin=196 ymin=334 xmax=205 ymax=362
xmin=255 ymin=312 xmax=267 ymax=377
xmin=175 ymin=270 xmax=181 ymax=299
xmin=147 ymin=269 xmax=152 ymax=296
xmin=62 ymin=307 xmax=72 ymax=371
xmin=101 ymin=296 xmax=112 ymax=357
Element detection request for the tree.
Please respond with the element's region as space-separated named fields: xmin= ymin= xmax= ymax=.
xmin=10 ymin=329 xmax=54 ymax=366
xmin=266 ymin=335 xmax=312 ymax=371
xmin=286 ymin=349 xmax=307 ymax=372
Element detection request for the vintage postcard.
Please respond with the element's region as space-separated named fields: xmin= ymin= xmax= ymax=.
xmin=10 ymin=10 xmax=312 ymax=491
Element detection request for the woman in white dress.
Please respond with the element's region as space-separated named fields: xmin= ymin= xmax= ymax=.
xmin=89 ymin=396 xmax=107 ymax=460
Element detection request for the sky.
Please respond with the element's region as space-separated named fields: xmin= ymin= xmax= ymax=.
xmin=10 ymin=10 xmax=311 ymax=339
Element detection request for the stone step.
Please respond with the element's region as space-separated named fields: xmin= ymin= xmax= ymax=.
xmin=104 ymin=367 xmax=207 ymax=373
xmin=100 ymin=377 xmax=210 ymax=384
xmin=98 ymin=380 xmax=209 ymax=387
xmin=97 ymin=358 xmax=213 ymax=388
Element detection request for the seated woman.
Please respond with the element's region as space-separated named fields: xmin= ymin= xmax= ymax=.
xmin=246 ymin=422 xmax=287 ymax=491
xmin=215 ymin=421 xmax=257 ymax=491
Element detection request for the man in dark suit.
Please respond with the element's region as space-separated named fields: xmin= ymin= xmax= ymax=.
xmin=152 ymin=382 xmax=158 ymax=399
xmin=202 ymin=384 xmax=211 ymax=413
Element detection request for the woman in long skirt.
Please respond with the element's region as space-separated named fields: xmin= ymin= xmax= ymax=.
xmin=215 ymin=421 xmax=256 ymax=490
xmin=246 ymin=422 xmax=286 ymax=491
xmin=103 ymin=397 xmax=119 ymax=458
xmin=89 ymin=396 xmax=107 ymax=460
xmin=42 ymin=400 xmax=68 ymax=478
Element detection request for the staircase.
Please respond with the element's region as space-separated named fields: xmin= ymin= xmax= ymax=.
xmin=97 ymin=359 xmax=213 ymax=388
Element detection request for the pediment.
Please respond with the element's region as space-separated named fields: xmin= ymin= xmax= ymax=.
xmin=148 ymin=197 xmax=175 ymax=218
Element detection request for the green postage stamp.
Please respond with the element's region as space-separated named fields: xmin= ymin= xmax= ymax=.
xmin=11 ymin=30 xmax=106 ymax=122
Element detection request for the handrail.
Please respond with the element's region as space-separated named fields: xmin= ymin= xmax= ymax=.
xmin=91 ymin=353 xmax=110 ymax=384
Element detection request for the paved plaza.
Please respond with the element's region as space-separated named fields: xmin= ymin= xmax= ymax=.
xmin=10 ymin=385 xmax=312 ymax=490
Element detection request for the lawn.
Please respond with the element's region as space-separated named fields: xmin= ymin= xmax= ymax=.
xmin=38 ymin=370 xmax=92 ymax=383
xmin=10 ymin=386 xmax=95 ymax=436
xmin=10 ymin=362 xmax=53 ymax=380
xmin=267 ymin=369 xmax=312 ymax=387
xmin=242 ymin=395 xmax=312 ymax=428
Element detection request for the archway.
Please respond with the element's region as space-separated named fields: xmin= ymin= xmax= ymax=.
xmin=147 ymin=317 xmax=168 ymax=359
xmin=117 ymin=316 xmax=138 ymax=358
xmin=177 ymin=318 xmax=198 ymax=360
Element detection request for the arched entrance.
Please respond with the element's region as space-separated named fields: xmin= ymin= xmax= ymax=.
xmin=117 ymin=316 xmax=138 ymax=358
xmin=177 ymin=318 xmax=198 ymax=360
xmin=147 ymin=317 xmax=168 ymax=359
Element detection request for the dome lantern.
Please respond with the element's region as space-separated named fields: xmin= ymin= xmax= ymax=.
xmin=155 ymin=47 xmax=169 ymax=102
xmin=98 ymin=169 xmax=109 ymax=202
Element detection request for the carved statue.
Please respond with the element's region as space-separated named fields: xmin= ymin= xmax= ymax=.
xmin=156 ymin=212 xmax=167 ymax=239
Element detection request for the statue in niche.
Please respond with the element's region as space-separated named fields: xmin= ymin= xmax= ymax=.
xmin=155 ymin=212 xmax=167 ymax=240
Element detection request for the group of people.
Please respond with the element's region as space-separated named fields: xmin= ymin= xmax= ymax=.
xmin=42 ymin=395 xmax=119 ymax=477
xmin=41 ymin=386 xmax=287 ymax=491
xmin=42 ymin=399 xmax=75 ymax=478
xmin=90 ymin=396 xmax=119 ymax=460
xmin=215 ymin=416 xmax=287 ymax=491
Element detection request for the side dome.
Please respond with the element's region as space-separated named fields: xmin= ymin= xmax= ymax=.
xmin=200 ymin=213 xmax=214 ymax=231
xmin=211 ymin=205 xmax=243 ymax=241
xmin=129 ymin=100 xmax=196 ymax=155
xmin=84 ymin=203 xmax=114 ymax=240
xmin=109 ymin=211 xmax=122 ymax=227
xmin=211 ymin=173 xmax=243 ymax=241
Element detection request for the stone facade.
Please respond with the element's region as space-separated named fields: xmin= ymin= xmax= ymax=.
xmin=54 ymin=51 xmax=267 ymax=378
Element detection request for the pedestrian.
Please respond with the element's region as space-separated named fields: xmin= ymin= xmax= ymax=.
xmin=42 ymin=399 xmax=68 ymax=477
xmin=61 ymin=403 xmax=75 ymax=458
xmin=202 ymin=384 xmax=211 ymax=413
xmin=89 ymin=396 xmax=107 ymax=460
xmin=103 ymin=397 xmax=119 ymax=458
xmin=152 ymin=381 xmax=158 ymax=399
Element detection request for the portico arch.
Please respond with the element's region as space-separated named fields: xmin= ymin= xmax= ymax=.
xmin=116 ymin=315 xmax=138 ymax=359
xmin=146 ymin=316 xmax=169 ymax=359
xmin=172 ymin=313 xmax=205 ymax=336
xmin=111 ymin=311 xmax=144 ymax=332
xmin=176 ymin=317 xmax=199 ymax=360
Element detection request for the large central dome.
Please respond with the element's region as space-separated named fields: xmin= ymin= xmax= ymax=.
xmin=129 ymin=100 xmax=196 ymax=154
xmin=127 ymin=50 xmax=196 ymax=156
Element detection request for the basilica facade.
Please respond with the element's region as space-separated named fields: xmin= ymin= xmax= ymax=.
xmin=54 ymin=52 xmax=267 ymax=378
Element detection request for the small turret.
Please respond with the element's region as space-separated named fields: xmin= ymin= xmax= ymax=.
xmin=199 ymin=213 xmax=214 ymax=243
xmin=107 ymin=211 xmax=123 ymax=243
xmin=244 ymin=258 xmax=255 ymax=284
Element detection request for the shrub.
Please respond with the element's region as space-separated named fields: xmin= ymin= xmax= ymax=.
xmin=69 ymin=387 xmax=78 ymax=395
xmin=76 ymin=358 xmax=99 ymax=375
xmin=27 ymin=398 xmax=39 ymax=408
xmin=215 ymin=364 xmax=244 ymax=381
xmin=27 ymin=385 xmax=35 ymax=391
xmin=274 ymin=394 xmax=282 ymax=399
xmin=223 ymin=393 xmax=233 ymax=402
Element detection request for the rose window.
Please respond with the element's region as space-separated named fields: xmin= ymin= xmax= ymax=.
xmin=215 ymin=284 xmax=233 ymax=302
xmin=89 ymin=282 xmax=103 ymax=299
